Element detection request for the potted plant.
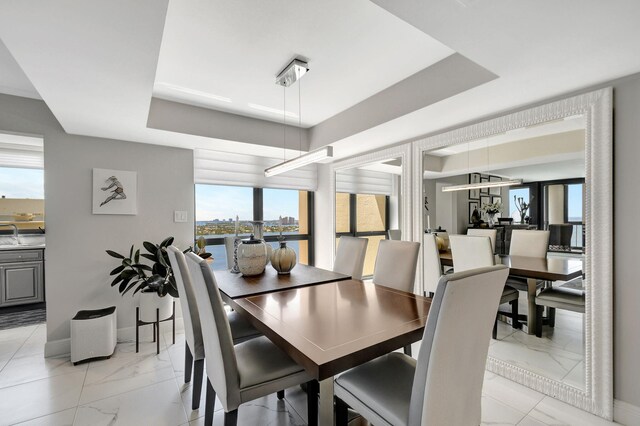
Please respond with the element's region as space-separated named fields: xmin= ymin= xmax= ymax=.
xmin=191 ymin=236 xmax=213 ymax=262
xmin=106 ymin=236 xmax=178 ymax=323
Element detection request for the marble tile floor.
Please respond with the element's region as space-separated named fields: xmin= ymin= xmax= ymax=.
xmin=0 ymin=323 xmax=618 ymax=426
xmin=489 ymin=293 xmax=585 ymax=391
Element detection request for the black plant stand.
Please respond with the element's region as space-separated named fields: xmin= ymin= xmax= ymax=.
xmin=136 ymin=301 xmax=175 ymax=354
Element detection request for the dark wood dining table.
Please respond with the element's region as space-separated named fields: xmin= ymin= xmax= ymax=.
xmin=213 ymin=263 xmax=351 ymax=302
xmin=229 ymin=279 xmax=432 ymax=426
xmin=439 ymin=250 xmax=583 ymax=334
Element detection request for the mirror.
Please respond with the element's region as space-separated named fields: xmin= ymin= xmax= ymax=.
xmin=413 ymin=89 xmax=612 ymax=418
xmin=329 ymin=145 xmax=411 ymax=281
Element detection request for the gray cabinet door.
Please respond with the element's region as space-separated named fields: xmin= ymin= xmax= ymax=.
xmin=0 ymin=261 xmax=44 ymax=307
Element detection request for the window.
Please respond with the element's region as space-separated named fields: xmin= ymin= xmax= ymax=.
xmin=509 ymin=187 xmax=530 ymax=223
xmin=0 ymin=167 xmax=44 ymax=199
xmin=336 ymin=192 xmax=389 ymax=277
xmin=195 ymin=185 xmax=313 ymax=270
xmin=566 ymin=184 xmax=583 ymax=223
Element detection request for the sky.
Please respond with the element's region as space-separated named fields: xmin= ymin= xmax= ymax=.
xmin=508 ymin=184 xmax=583 ymax=222
xmin=0 ymin=167 xmax=44 ymax=198
xmin=195 ymin=184 xmax=299 ymax=222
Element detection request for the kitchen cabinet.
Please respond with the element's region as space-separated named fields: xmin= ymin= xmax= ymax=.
xmin=0 ymin=249 xmax=44 ymax=307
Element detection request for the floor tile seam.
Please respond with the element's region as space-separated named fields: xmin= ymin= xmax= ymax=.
xmin=483 ymin=393 xmax=529 ymax=424
xmin=10 ymin=406 xmax=76 ymax=426
xmin=0 ymin=364 xmax=86 ymax=393
xmin=172 ymin=374 xmax=192 ymax=422
xmin=0 ymin=328 xmax=34 ymax=373
xmin=77 ymin=375 xmax=178 ymax=408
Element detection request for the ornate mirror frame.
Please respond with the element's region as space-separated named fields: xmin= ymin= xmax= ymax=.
xmin=411 ymin=88 xmax=613 ymax=419
xmin=329 ymin=143 xmax=412 ymax=264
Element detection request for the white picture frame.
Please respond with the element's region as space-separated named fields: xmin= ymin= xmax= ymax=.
xmin=92 ymin=168 xmax=137 ymax=215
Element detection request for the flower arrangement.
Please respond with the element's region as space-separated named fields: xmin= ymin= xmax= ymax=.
xmin=481 ymin=199 xmax=503 ymax=215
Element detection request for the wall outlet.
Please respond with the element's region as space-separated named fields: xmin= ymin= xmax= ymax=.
xmin=174 ymin=210 xmax=188 ymax=223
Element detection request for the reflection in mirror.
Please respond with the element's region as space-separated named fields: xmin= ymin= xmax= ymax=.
xmin=422 ymin=115 xmax=586 ymax=391
xmin=335 ymin=157 xmax=402 ymax=277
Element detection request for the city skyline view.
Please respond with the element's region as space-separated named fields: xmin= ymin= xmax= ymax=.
xmin=195 ymin=184 xmax=300 ymax=222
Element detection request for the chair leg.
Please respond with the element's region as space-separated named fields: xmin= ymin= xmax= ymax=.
xmin=224 ymin=409 xmax=238 ymax=426
xmin=156 ymin=308 xmax=160 ymax=355
xmin=511 ymin=299 xmax=520 ymax=329
xmin=184 ymin=344 xmax=193 ymax=383
xmin=192 ymin=359 xmax=205 ymax=410
xmin=535 ymin=305 xmax=544 ymax=338
xmin=205 ymin=379 xmax=216 ymax=426
xmin=307 ymin=380 xmax=318 ymax=426
xmin=277 ymin=390 xmax=285 ymax=400
xmin=335 ymin=396 xmax=349 ymax=426
xmin=135 ymin=307 xmax=139 ymax=353
xmin=172 ymin=301 xmax=176 ymax=345
xmin=403 ymin=344 xmax=412 ymax=357
xmin=492 ymin=314 xmax=498 ymax=339
xmin=548 ymin=307 xmax=556 ymax=328
xmin=152 ymin=322 xmax=156 ymax=342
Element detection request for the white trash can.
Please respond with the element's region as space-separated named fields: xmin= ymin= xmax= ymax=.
xmin=70 ymin=306 xmax=117 ymax=365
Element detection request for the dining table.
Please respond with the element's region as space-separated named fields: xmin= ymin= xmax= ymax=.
xmin=229 ymin=279 xmax=432 ymax=426
xmin=213 ymin=263 xmax=351 ymax=303
xmin=439 ymin=250 xmax=583 ymax=334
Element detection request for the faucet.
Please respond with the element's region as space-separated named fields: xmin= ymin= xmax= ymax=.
xmin=0 ymin=224 xmax=19 ymax=245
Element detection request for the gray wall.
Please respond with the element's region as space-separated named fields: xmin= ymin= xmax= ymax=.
xmin=0 ymin=94 xmax=194 ymax=349
xmin=612 ymin=74 xmax=640 ymax=407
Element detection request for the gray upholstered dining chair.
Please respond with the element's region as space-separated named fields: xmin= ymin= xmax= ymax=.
xmin=333 ymin=236 xmax=368 ymax=280
xmin=167 ymin=246 xmax=261 ymax=410
xmin=506 ymin=230 xmax=550 ymax=293
xmin=449 ymin=235 xmax=520 ymax=339
xmin=467 ymin=228 xmax=498 ymax=253
xmin=423 ymin=233 xmax=442 ymax=298
xmin=535 ymin=278 xmax=585 ymax=338
xmin=184 ymin=252 xmax=316 ymax=426
xmin=372 ymin=239 xmax=421 ymax=355
xmin=334 ymin=265 xmax=509 ymax=426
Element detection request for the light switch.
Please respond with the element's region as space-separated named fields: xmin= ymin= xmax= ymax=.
xmin=174 ymin=210 xmax=188 ymax=223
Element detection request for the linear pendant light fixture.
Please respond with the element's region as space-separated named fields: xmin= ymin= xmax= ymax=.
xmin=441 ymin=136 xmax=522 ymax=192
xmin=441 ymin=178 xmax=523 ymax=192
xmin=264 ymin=58 xmax=333 ymax=177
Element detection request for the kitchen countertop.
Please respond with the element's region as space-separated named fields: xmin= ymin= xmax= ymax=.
xmin=0 ymin=244 xmax=45 ymax=251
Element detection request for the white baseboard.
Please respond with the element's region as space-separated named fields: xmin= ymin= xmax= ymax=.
xmin=614 ymin=399 xmax=640 ymax=425
xmin=44 ymin=317 xmax=185 ymax=358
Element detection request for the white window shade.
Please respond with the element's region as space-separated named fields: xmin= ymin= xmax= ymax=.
xmin=336 ymin=168 xmax=394 ymax=195
xmin=194 ymin=149 xmax=317 ymax=191
xmin=0 ymin=134 xmax=44 ymax=169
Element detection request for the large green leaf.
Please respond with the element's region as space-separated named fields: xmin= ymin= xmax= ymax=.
xmin=110 ymin=265 xmax=125 ymax=276
xmin=160 ymin=236 xmax=174 ymax=248
xmin=152 ymin=262 xmax=167 ymax=278
xmin=129 ymin=244 xmax=134 ymax=259
xmin=110 ymin=275 xmax=122 ymax=287
xmin=132 ymin=264 xmax=152 ymax=272
xmin=156 ymin=248 xmax=168 ymax=267
xmin=134 ymin=249 xmax=140 ymax=264
xmin=106 ymin=250 xmax=125 ymax=259
xmin=118 ymin=276 xmax=132 ymax=293
xmin=140 ymin=253 xmax=156 ymax=262
xmin=133 ymin=281 xmax=148 ymax=295
xmin=121 ymin=269 xmax=137 ymax=279
xmin=143 ymin=241 xmax=157 ymax=254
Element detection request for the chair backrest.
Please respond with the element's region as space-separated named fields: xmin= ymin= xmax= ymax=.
xmin=409 ymin=265 xmax=509 ymax=426
xmin=185 ymin=252 xmax=240 ymax=411
xmin=333 ymin=236 xmax=369 ymax=280
xmin=510 ymin=230 xmax=550 ymax=258
xmin=388 ymin=229 xmax=402 ymax=241
xmin=467 ymin=228 xmax=497 ymax=253
xmin=548 ymin=224 xmax=574 ymax=247
xmin=167 ymin=246 xmax=204 ymax=359
xmin=449 ymin=235 xmax=495 ymax=272
xmin=372 ymin=240 xmax=420 ymax=293
xmin=423 ymin=233 xmax=442 ymax=296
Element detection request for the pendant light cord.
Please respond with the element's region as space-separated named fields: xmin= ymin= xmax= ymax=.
xmin=299 ymin=77 xmax=302 ymax=158
xmin=283 ymin=85 xmax=286 ymax=162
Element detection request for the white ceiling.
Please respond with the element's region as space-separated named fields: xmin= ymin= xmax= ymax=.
xmin=491 ymin=158 xmax=585 ymax=182
xmin=0 ymin=1 xmax=639 ymax=161
xmin=154 ymin=0 xmax=454 ymax=127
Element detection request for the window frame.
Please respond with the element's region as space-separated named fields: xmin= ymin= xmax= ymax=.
xmin=194 ymin=186 xmax=314 ymax=265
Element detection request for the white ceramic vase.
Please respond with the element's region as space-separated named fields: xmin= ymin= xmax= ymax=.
xmin=237 ymin=235 xmax=267 ymax=276
xmin=139 ymin=291 xmax=173 ymax=323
